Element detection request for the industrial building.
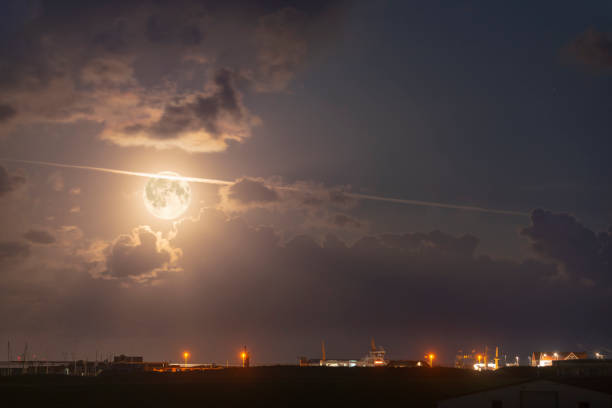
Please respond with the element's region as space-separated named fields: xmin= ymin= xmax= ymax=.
xmin=1 ymin=359 xmax=111 ymax=376
xmin=0 ymin=355 xmax=168 ymax=376
xmin=113 ymin=354 xmax=143 ymax=363
xmin=299 ymin=339 xmax=398 ymax=368
xmin=531 ymin=352 xmax=588 ymax=367
xmin=455 ymin=346 xmax=504 ymax=371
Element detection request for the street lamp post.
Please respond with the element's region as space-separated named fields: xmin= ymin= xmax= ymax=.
xmin=240 ymin=346 xmax=250 ymax=368
xmin=183 ymin=351 xmax=189 ymax=368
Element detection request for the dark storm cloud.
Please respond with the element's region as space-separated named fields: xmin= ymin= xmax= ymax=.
xmin=23 ymin=229 xmax=56 ymax=245
xmin=0 ymin=241 xmax=30 ymax=261
xmin=0 ymin=165 xmax=26 ymax=196
xmin=521 ymin=209 xmax=612 ymax=284
xmin=89 ymin=226 xmax=181 ymax=282
xmin=566 ymin=28 xmax=612 ymax=69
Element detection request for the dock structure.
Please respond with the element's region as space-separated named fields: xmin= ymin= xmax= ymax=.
xmin=298 ymin=340 xmax=390 ymax=368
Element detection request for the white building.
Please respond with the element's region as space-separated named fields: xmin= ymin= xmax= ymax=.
xmin=437 ymin=380 xmax=612 ymax=408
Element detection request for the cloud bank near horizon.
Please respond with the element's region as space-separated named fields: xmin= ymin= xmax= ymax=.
xmin=0 ymin=205 xmax=611 ymax=361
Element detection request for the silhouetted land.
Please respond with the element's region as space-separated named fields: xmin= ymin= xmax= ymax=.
xmin=0 ymin=366 xmax=570 ymax=407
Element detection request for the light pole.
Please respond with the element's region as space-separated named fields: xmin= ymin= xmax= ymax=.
xmin=183 ymin=351 xmax=189 ymax=367
xmin=241 ymin=346 xmax=250 ymax=368
xmin=428 ymin=353 xmax=435 ymax=368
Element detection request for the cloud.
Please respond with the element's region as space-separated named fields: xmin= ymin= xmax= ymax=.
xmin=379 ymin=230 xmax=480 ymax=257
xmin=2 ymin=209 xmax=612 ymax=361
xmin=219 ymin=177 xmax=355 ymax=212
xmin=218 ymin=177 xmax=362 ymax=236
xmin=566 ymin=28 xmax=612 ymax=69
xmin=0 ymin=1 xmax=345 ymax=151
xmin=0 ymin=104 xmax=16 ymax=122
xmin=102 ymin=69 xmax=259 ymax=152
xmin=520 ymin=208 xmax=612 ymax=284
xmin=253 ymin=7 xmax=309 ymax=92
xmin=225 ymin=177 xmax=280 ymax=205
xmin=168 ymin=210 xmax=586 ymax=347
xmin=47 ymin=171 xmax=64 ymax=192
xmin=55 ymin=225 xmax=84 ymax=246
xmin=330 ymin=213 xmax=361 ymax=229
xmin=0 ymin=241 xmax=30 ymax=261
xmin=0 ymin=165 xmax=26 ymax=197
xmin=23 ymin=229 xmax=56 ymax=245
xmin=80 ymin=57 xmax=135 ymax=87
xmin=84 ymin=226 xmax=182 ymax=283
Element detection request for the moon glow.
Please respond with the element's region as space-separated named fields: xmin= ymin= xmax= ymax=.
xmin=144 ymin=172 xmax=191 ymax=219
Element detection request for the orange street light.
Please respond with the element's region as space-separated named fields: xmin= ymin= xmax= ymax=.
xmin=428 ymin=353 xmax=435 ymax=368
xmin=183 ymin=351 xmax=190 ymax=367
xmin=477 ymin=354 xmax=482 ymax=363
xmin=241 ymin=350 xmax=247 ymax=368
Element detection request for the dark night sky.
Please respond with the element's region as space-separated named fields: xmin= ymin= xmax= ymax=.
xmin=1 ymin=0 xmax=611 ymax=365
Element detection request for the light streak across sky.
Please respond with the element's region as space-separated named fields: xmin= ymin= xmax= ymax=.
xmin=1 ymin=158 xmax=528 ymax=217
xmin=2 ymin=159 xmax=233 ymax=185
xmin=346 ymin=193 xmax=528 ymax=216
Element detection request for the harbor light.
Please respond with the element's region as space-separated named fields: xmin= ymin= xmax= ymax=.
xmin=241 ymin=346 xmax=250 ymax=368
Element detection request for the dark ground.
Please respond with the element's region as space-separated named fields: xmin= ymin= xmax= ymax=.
xmin=0 ymin=366 xmax=566 ymax=407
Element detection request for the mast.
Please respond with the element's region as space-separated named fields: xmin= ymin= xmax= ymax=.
xmin=321 ymin=341 xmax=326 ymax=363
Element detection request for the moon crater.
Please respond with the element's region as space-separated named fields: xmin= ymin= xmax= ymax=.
xmin=144 ymin=172 xmax=191 ymax=219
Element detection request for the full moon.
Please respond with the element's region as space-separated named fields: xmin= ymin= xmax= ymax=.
xmin=143 ymin=172 xmax=191 ymax=219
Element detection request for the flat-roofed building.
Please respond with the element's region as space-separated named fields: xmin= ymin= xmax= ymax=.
xmin=113 ymin=355 xmax=143 ymax=363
